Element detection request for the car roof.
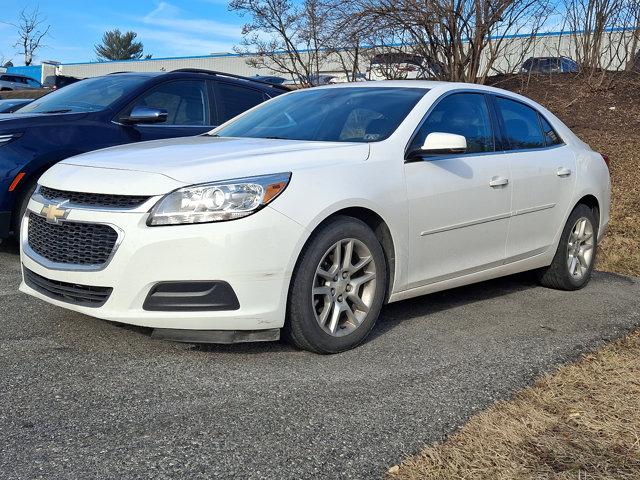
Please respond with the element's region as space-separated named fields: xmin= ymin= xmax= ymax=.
xmin=108 ymin=70 xmax=288 ymax=91
xmin=311 ymin=80 xmax=448 ymax=90
xmin=1 ymin=73 xmax=31 ymax=78
xmin=308 ymin=80 xmax=549 ymax=104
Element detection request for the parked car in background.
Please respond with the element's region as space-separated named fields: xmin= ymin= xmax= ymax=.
xmin=253 ymin=75 xmax=287 ymax=85
xmin=0 ymin=74 xmax=42 ymax=91
xmin=367 ymin=53 xmax=445 ymax=80
xmin=42 ymin=74 xmax=82 ymax=90
xmin=305 ymin=74 xmax=338 ymax=86
xmin=521 ymin=57 xmax=579 ymax=74
xmin=0 ymin=99 xmax=32 ymax=113
xmin=0 ymin=69 xmax=286 ymax=239
xmin=20 ymin=82 xmax=610 ymax=353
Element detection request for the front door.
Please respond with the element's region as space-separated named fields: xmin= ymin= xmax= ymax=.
xmin=119 ymin=79 xmax=214 ymax=142
xmin=404 ymin=92 xmax=512 ymax=288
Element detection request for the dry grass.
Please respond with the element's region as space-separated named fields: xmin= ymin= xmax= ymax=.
xmin=389 ymin=331 xmax=640 ymax=479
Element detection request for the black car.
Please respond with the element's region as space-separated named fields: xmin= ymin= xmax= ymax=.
xmin=0 ymin=69 xmax=287 ymax=238
xmin=521 ymin=56 xmax=580 ymax=74
xmin=0 ymin=99 xmax=33 ymax=113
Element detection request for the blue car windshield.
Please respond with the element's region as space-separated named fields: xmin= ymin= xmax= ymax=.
xmin=16 ymin=76 xmax=148 ymax=114
xmin=213 ymin=87 xmax=427 ymax=142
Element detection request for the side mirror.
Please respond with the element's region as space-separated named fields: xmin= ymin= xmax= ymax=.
xmin=418 ymin=132 xmax=467 ymax=156
xmin=121 ymin=106 xmax=168 ymax=125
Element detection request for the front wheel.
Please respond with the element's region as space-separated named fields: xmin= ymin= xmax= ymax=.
xmin=537 ymin=203 xmax=598 ymax=290
xmin=285 ymin=216 xmax=387 ymax=354
xmin=13 ymin=181 xmax=37 ymax=238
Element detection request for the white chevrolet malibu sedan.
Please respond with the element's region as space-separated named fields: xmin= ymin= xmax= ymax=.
xmin=20 ymin=81 xmax=610 ymax=353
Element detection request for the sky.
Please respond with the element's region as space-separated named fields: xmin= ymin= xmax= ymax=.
xmin=0 ymin=0 xmax=246 ymax=65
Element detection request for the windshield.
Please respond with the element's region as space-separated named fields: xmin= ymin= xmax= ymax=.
xmin=16 ymin=75 xmax=148 ymax=114
xmin=214 ymin=87 xmax=427 ymax=142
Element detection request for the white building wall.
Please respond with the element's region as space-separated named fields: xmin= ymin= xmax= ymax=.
xmin=55 ymin=31 xmax=636 ymax=80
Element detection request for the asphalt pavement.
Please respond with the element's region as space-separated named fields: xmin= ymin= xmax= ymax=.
xmin=1 ymin=239 xmax=639 ymax=479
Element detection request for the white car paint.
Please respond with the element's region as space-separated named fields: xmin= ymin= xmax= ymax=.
xmin=19 ymin=81 xmax=611 ymax=338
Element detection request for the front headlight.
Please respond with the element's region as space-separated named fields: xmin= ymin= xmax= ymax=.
xmin=147 ymin=172 xmax=291 ymax=226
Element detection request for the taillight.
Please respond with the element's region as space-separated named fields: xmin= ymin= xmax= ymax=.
xmin=601 ymin=153 xmax=610 ymax=170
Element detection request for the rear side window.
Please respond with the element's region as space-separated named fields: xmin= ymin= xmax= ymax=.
xmin=410 ymin=92 xmax=495 ymax=154
xmin=215 ymin=82 xmax=265 ymax=123
xmin=128 ymin=80 xmax=210 ymax=126
xmin=495 ymin=97 xmax=545 ymax=150
xmin=539 ymin=115 xmax=563 ymax=146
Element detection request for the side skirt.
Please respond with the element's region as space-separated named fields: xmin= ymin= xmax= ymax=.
xmin=388 ymin=250 xmax=553 ymax=304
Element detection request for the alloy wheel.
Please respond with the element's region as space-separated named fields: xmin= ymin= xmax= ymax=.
xmin=312 ymin=238 xmax=377 ymax=337
xmin=566 ymin=217 xmax=595 ymax=279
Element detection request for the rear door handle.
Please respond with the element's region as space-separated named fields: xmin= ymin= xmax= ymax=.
xmin=557 ymin=167 xmax=572 ymax=177
xmin=489 ymin=176 xmax=509 ymax=187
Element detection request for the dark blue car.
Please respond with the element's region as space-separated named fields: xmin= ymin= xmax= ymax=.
xmin=0 ymin=69 xmax=286 ymax=238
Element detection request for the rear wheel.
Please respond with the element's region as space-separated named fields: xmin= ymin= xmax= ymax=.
xmin=537 ymin=204 xmax=598 ymax=290
xmin=285 ymin=216 xmax=387 ymax=353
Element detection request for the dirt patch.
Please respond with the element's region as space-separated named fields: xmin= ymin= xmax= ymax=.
xmin=0 ymin=88 xmax=49 ymax=100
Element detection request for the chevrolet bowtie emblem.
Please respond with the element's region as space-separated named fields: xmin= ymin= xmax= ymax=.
xmin=41 ymin=203 xmax=69 ymax=224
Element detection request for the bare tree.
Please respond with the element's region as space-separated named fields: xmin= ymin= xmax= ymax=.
xmin=348 ymin=0 xmax=552 ymax=83
xmin=230 ymin=0 xmax=331 ymax=84
xmin=10 ymin=7 xmax=50 ymax=66
xmin=565 ymin=0 xmax=624 ymax=72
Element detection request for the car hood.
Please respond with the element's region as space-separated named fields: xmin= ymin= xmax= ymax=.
xmin=55 ymin=135 xmax=371 ymax=186
xmin=0 ymin=111 xmax=90 ymax=129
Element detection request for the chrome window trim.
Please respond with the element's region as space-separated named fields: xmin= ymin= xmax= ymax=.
xmin=404 ymin=88 xmax=567 ymax=161
xmin=22 ymin=209 xmax=125 ymax=272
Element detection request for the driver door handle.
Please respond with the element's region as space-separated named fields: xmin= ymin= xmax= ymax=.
xmin=489 ymin=176 xmax=509 ymax=187
xmin=557 ymin=167 xmax=572 ymax=177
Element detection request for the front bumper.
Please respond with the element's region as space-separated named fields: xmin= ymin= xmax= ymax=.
xmin=19 ymin=196 xmax=306 ymax=332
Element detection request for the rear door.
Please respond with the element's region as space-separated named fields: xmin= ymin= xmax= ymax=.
xmin=492 ymin=95 xmax=577 ymax=261
xmin=118 ymin=79 xmax=213 ymax=141
xmin=213 ymin=81 xmax=268 ymax=125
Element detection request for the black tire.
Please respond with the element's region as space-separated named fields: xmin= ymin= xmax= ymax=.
xmin=12 ymin=181 xmax=37 ymax=237
xmin=284 ymin=216 xmax=387 ymax=354
xmin=537 ymin=203 xmax=598 ymax=291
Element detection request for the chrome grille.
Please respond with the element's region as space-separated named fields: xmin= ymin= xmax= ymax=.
xmin=27 ymin=213 xmax=119 ymax=266
xmin=38 ymin=186 xmax=150 ymax=209
xmin=23 ymin=267 xmax=112 ymax=307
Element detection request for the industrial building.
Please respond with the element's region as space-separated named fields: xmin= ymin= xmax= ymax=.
xmin=1 ymin=29 xmax=636 ymax=84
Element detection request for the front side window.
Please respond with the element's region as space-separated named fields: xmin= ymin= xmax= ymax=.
xmin=214 ymin=87 xmax=427 ymax=142
xmin=126 ymin=80 xmax=210 ymax=126
xmin=495 ymin=97 xmax=545 ymax=150
xmin=409 ymin=92 xmax=495 ymax=154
